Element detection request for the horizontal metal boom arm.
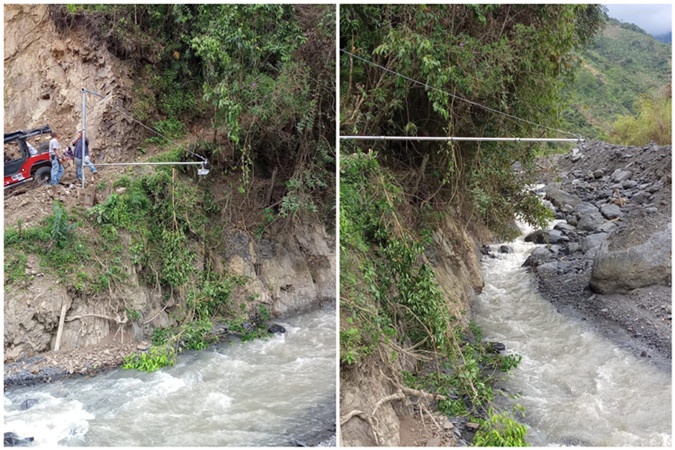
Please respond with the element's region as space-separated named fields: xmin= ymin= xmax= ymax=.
xmin=340 ymin=136 xmax=584 ymax=143
xmin=93 ymin=161 xmax=205 ymax=167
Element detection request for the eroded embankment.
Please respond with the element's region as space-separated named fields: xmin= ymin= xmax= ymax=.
xmin=4 ymin=3 xmax=336 ymax=390
xmin=4 ymin=218 xmax=335 ymax=389
xmin=340 ymin=142 xmax=671 ymax=447
xmin=340 ymin=206 xmax=487 ymax=446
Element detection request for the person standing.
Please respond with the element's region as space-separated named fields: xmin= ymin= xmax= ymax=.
xmin=71 ymin=129 xmax=97 ymax=181
xmin=49 ymin=131 xmax=65 ymax=185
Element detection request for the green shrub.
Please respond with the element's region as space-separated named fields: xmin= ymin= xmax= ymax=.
xmin=48 ymin=201 xmax=78 ymax=248
xmin=122 ymin=345 xmax=176 ymax=372
xmin=472 ymin=409 xmax=529 ymax=447
xmin=181 ymin=318 xmax=215 ymax=350
xmin=4 ymin=252 xmax=27 ymax=284
xmin=152 ymin=327 xmax=175 ymax=346
xmin=611 ymin=95 xmax=671 ymax=146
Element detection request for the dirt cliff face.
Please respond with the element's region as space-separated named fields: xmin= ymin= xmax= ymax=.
xmin=4 ymin=4 xmax=141 ymax=159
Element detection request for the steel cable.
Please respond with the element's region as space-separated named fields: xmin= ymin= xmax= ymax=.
xmin=341 ymin=49 xmax=582 ymax=139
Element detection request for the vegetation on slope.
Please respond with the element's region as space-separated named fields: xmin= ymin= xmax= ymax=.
xmin=340 ymin=4 xmax=604 ymax=445
xmin=563 ymin=18 xmax=672 ymax=143
xmin=5 ymin=163 xmax=266 ymax=372
xmin=52 ymin=4 xmax=336 ymax=226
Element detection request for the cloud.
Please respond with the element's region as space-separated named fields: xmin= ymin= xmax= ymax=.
xmin=604 ymin=4 xmax=672 ymax=36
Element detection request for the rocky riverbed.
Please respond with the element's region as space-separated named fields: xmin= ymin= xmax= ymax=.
xmin=489 ymin=141 xmax=671 ymax=369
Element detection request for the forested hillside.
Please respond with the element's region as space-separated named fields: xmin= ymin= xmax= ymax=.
xmin=563 ymin=18 xmax=671 ymax=144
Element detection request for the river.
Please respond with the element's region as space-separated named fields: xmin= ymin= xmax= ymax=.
xmin=4 ymin=307 xmax=336 ymax=447
xmin=472 ymin=221 xmax=671 ymax=446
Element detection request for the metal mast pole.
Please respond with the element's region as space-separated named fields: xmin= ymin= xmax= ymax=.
xmin=81 ymin=88 xmax=86 ymax=189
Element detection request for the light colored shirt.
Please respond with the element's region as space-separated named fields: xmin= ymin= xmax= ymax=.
xmin=49 ymin=138 xmax=61 ymax=156
xmin=28 ymin=143 xmax=37 ymax=156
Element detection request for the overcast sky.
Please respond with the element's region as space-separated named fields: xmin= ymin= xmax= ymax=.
xmin=604 ymin=4 xmax=672 ymax=36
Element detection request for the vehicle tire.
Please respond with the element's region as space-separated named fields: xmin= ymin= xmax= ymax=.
xmin=33 ymin=166 xmax=51 ymax=186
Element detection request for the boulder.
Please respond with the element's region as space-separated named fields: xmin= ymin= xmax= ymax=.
xmin=554 ymin=222 xmax=575 ymax=233
xmin=537 ymin=261 xmax=574 ymax=276
xmin=522 ymin=247 xmax=551 ymax=268
xmin=611 ymin=169 xmax=632 ymax=183
xmin=631 ymin=191 xmax=650 ymax=205
xmin=4 ymin=433 xmax=34 ymax=447
xmin=597 ymin=222 xmax=617 ymax=234
xmin=20 ymin=399 xmax=38 ymax=410
xmin=544 ymin=185 xmax=582 ymax=209
xmin=592 ymin=169 xmax=604 ymax=179
xmin=647 ymin=184 xmax=661 ymax=194
xmin=268 ymin=324 xmax=286 ymax=334
xmin=485 ymin=342 xmax=506 ymax=353
xmin=524 ymin=230 xmax=549 ymax=244
xmin=573 ymin=202 xmax=600 ymax=218
xmin=577 ymin=212 xmax=605 ymax=232
xmin=600 ymin=203 xmax=622 ymax=220
xmin=590 ymin=222 xmax=672 ymax=293
xmin=546 ymin=229 xmax=569 ymax=244
xmin=581 ymin=233 xmax=608 ymax=254
xmin=498 ymin=245 xmax=513 ymax=254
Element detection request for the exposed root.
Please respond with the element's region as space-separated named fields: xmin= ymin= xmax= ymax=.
xmin=65 ymin=313 xmax=128 ymax=324
xmin=340 ymin=380 xmax=447 ymax=446
xmin=142 ymin=302 xmax=171 ymax=325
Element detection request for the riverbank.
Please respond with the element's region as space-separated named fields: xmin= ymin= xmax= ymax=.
xmin=4 ymin=300 xmax=335 ymax=391
xmin=519 ymin=141 xmax=671 ymax=369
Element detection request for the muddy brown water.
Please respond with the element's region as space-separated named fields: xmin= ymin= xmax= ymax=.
xmin=4 ymin=308 xmax=336 ymax=446
xmin=473 ymin=221 xmax=671 ymax=446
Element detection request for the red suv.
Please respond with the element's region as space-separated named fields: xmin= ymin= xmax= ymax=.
xmin=4 ymin=125 xmax=64 ymax=188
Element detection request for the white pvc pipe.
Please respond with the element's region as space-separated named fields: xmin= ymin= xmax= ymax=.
xmin=81 ymin=89 xmax=86 ymax=189
xmin=94 ymin=162 xmax=204 ymax=167
xmin=340 ymin=136 xmax=583 ymax=143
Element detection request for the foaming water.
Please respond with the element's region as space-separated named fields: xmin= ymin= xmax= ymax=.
xmin=4 ymin=308 xmax=336 ymax=446
xmin=473 ymin=221 xmax=672 ymax=446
